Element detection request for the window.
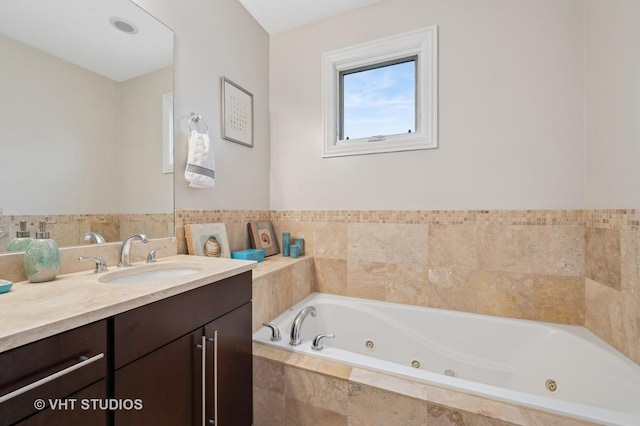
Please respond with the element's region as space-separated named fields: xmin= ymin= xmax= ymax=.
xmin=322 ymin=26 xmax=438 ymax=157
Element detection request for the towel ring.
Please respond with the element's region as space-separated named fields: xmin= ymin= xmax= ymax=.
xmin=188 ymin=112 xmax=209 ymax=133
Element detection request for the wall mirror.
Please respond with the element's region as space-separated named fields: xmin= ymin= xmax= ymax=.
xmin=0 ymin=0 xmax=175 ymax=251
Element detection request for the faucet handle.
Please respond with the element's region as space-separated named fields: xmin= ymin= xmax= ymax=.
xmin=79 ymin=256 xmax=108 ymax=273
xmin=311 ymin=334 xmax=335 ymax=351
xmin=146 ymin=246 xmax=167 ymax=263
xmin=263 ymin=323 xmax=282 ymax=342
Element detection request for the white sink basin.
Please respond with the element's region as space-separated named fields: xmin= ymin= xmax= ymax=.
xmin=98 ymin=264 xmax=202 ymax=284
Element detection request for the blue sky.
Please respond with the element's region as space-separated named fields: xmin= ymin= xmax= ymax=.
xmin=342 ymin=60 xmax=415 ymax=140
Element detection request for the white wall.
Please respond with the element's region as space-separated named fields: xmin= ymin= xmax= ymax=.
xmin=0 ymin=34 xmax=121 ymax=215
xmin=269 ymin=0 xmax=585 ymax=210
xmin=119 ymin=67 xmax=174 ymax=214
xmin=132 ymin=0 xmax=271 ymax=211
xmin=585 ymin=0 xmax=640 ymax=208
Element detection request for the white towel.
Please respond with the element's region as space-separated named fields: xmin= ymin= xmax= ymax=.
xmin=185 ymin=130 xmax=215 ymax=188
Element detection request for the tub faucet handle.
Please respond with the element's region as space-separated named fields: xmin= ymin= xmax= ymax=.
xmin=311 ymin=334 xmax=335 ymax=351
xmin=263 ymin=323 xmax=282 ymax=342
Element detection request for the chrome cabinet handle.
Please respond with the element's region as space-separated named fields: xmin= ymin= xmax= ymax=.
xmin=213 ymin=329 xmax=218 ymax=426
xmin=198 ymin=335 xmax=206 ymax=426
xmin=0 ymin=353 xmax=104 ymax=404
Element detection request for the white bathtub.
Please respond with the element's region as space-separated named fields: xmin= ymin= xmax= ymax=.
xmin=253 ymin=292 xmax=640 ymax=426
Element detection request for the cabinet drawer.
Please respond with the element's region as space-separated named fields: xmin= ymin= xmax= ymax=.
xmin=0 ymin=320 xmax=107 ymax=426
xmin=114 ymin=271 xmax=251 ymax=369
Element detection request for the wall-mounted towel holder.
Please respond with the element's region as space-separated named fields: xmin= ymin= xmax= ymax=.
xmin=188 ymin=112 xmax=209 ymax=133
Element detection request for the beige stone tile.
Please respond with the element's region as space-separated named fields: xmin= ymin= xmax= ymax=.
xmin=585 ymin=227 xmax=621 ymax=290
xmin=347 ymin=223 xmax=386 ymax=262
xmin=347 ymin=260 xmax=386 ymax=300
xmin=314 ymin=258 xmax=347 ymax=295
xmin=253 ymin=356 xmax=284 ymax=394
xmin=385 ymin=263 xmax=429 ymax=307
xmin=429 ymin=223 xmax=478 ymax=269
xmin=427 ymin=403 xmax=517 ymax=425
xmin=347 ymin=382 xmax=428 ymax=426
xmin=284 ymin=398 xmax=348 ymax=426
xmin=477 ymin=223 xmax=533 ymax=274
xmin=621 ymin=291 xmax=640 ymax=364
xmin=532 ymin=275 xmax=584 ymax=324
xmin=425 ymin=266 xmax=478 ymax=312
xmin=253 ymin=385 xmax=285 ymax=426
xmin=383 ymin=223 xmax=428 ymax=265
xmin=476 ymin=271 xmax=533 ymax=319
xmin=518 ymin=410 xmax=599 ymax=426
xmin=284 ymin=366 xmax=349 ymax=415
xmin=620 ymin=228 xmax=640 ymax=294
xmin=585 ymin=278 xmax=624 ymax=353
xmin=313 ymin=222 xmax=348 ymax=259
xmin=290 ymin=257 xmax=315 ymax=304
xmin=252 ymin=268 xmax=293 ymax=331
xmin=532 ymin=225 xmax=584 ymax=277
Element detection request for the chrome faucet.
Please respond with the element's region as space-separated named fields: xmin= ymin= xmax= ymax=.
xmin=289 ymin=306 xmax=317 ymax=345
xmin=119 ymin=233 xmax=149 ymax=267
xmin=83 ymin=231 xmax=106 ymax=244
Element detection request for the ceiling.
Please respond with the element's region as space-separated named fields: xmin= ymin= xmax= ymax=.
xmin=0 ymin=0 xmax=173 ymax=82
xmin=238 ymin=0 xmax=380 ymax=34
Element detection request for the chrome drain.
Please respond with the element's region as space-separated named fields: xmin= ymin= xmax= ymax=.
xmin=546 ymin=379 xmax=558 ymax=392
xmin=444 ymin=369 xmax=456 ymax=377
xmin=365 ymin=340 xmax=375 ymax=350
xmin=411 ymin=360 xmax=421 ymax=368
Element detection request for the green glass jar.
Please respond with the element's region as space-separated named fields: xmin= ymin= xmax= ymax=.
xmin=23 ymin=221 xmax=60 ymax=283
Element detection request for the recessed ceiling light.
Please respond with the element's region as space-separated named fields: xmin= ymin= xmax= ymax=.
xmin=109 ymin=17 xmax=138 ymax=34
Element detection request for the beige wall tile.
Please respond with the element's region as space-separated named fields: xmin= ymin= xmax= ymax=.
xmin=384 ymin=263 xmax=429 ymax=307
xmin=620 ymin=228 xmax=640 ymax=293
xmin=532 ymin=226 xmax=584 ymax=277
xmin=585 ymin=278 xmax=624 ymax=352
xmin=383 ymin=223 xmax=428 ymax=265
xmin=347 ymin=223 xmax=387 ymax=262
xmin=347 ymin=382 xmax=428 ymax=426
xmin=585 ymin=227 xmax=621 ymax=290
xmin=477 ymin=224 xmax=533 ymax=274
xmin=532 ymin=275 xmax=584 ymax=324
xmin=477 ymin=271 xmax=533 ymax=319
xmin=425 ymin=266 xmax=478 ymax=312
xmin=289 ymin=257 xmax=315 ymax=304
xmin=427 ymin=403 xmax=517 ymax=426
xmin=284 ymin=399 xmax=348 ymax=426
xmin=347 ymin=260 xmax=386 ymax=300
xmin=314 ymin=258 xmax=347 ymax=295
xmin=622 ymin=292 xmax=640 ymax=364
xmin=284 ymin=367 xmax=348 ymax=416
xmin=429 ymin=223 xmax=478 ymax=269
xmin=312 ymin=222 xmax=347 ymax=259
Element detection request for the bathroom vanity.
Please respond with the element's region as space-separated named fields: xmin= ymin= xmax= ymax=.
xmin=0 ymin=256 xmax=254 ymax=426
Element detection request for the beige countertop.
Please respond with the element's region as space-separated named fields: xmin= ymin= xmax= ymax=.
xmin=0 ymin=255 xmax=256 ymax=352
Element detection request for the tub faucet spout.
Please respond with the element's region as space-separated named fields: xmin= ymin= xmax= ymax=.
xmin=289 ymin=306 xmax=317 ymax=345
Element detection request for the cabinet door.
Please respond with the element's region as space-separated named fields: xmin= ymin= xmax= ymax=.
xmin=204 ymin=302 xmax=252 ymax=426
xmin=15 ymin=379 xmax=107 ymax=426
xmin=114 ymin=330 xmax=203 ymax=426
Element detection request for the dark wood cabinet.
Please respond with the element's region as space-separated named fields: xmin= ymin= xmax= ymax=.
xmin=0 ymin=271 xmax=252 ymax=426
xmin=113 ymin=271 xmax=253 ymax=425
xmin=0 ymin=320 xmax=107 ymax=426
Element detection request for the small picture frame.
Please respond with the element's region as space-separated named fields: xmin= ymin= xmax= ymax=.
xmin=222 ymin=77 xmax=254 ymax=148
xmin=247 ymin=221 xmax=280 ymax=257
xmin=185 ymin=222 xmax=231 ymax=258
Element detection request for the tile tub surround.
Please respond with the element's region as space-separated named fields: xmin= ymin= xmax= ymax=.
xmin=253 ymin=343 xmax=596 ymax=426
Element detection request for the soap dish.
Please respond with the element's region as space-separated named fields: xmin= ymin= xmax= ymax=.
xmin=0 ymin=279 xmax=13 ymax=294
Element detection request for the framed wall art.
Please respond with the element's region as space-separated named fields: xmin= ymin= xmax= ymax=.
xmin=222 ymin=77 xmax=254 ymax=147
xmin=185 ymin=222 xmax=231 ymax=258
xmin=247 ymin=221 xmax=279 ymax=257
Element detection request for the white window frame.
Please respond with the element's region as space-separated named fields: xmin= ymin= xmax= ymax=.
xmin=322 ymin=26 xmax=438 ymax=158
